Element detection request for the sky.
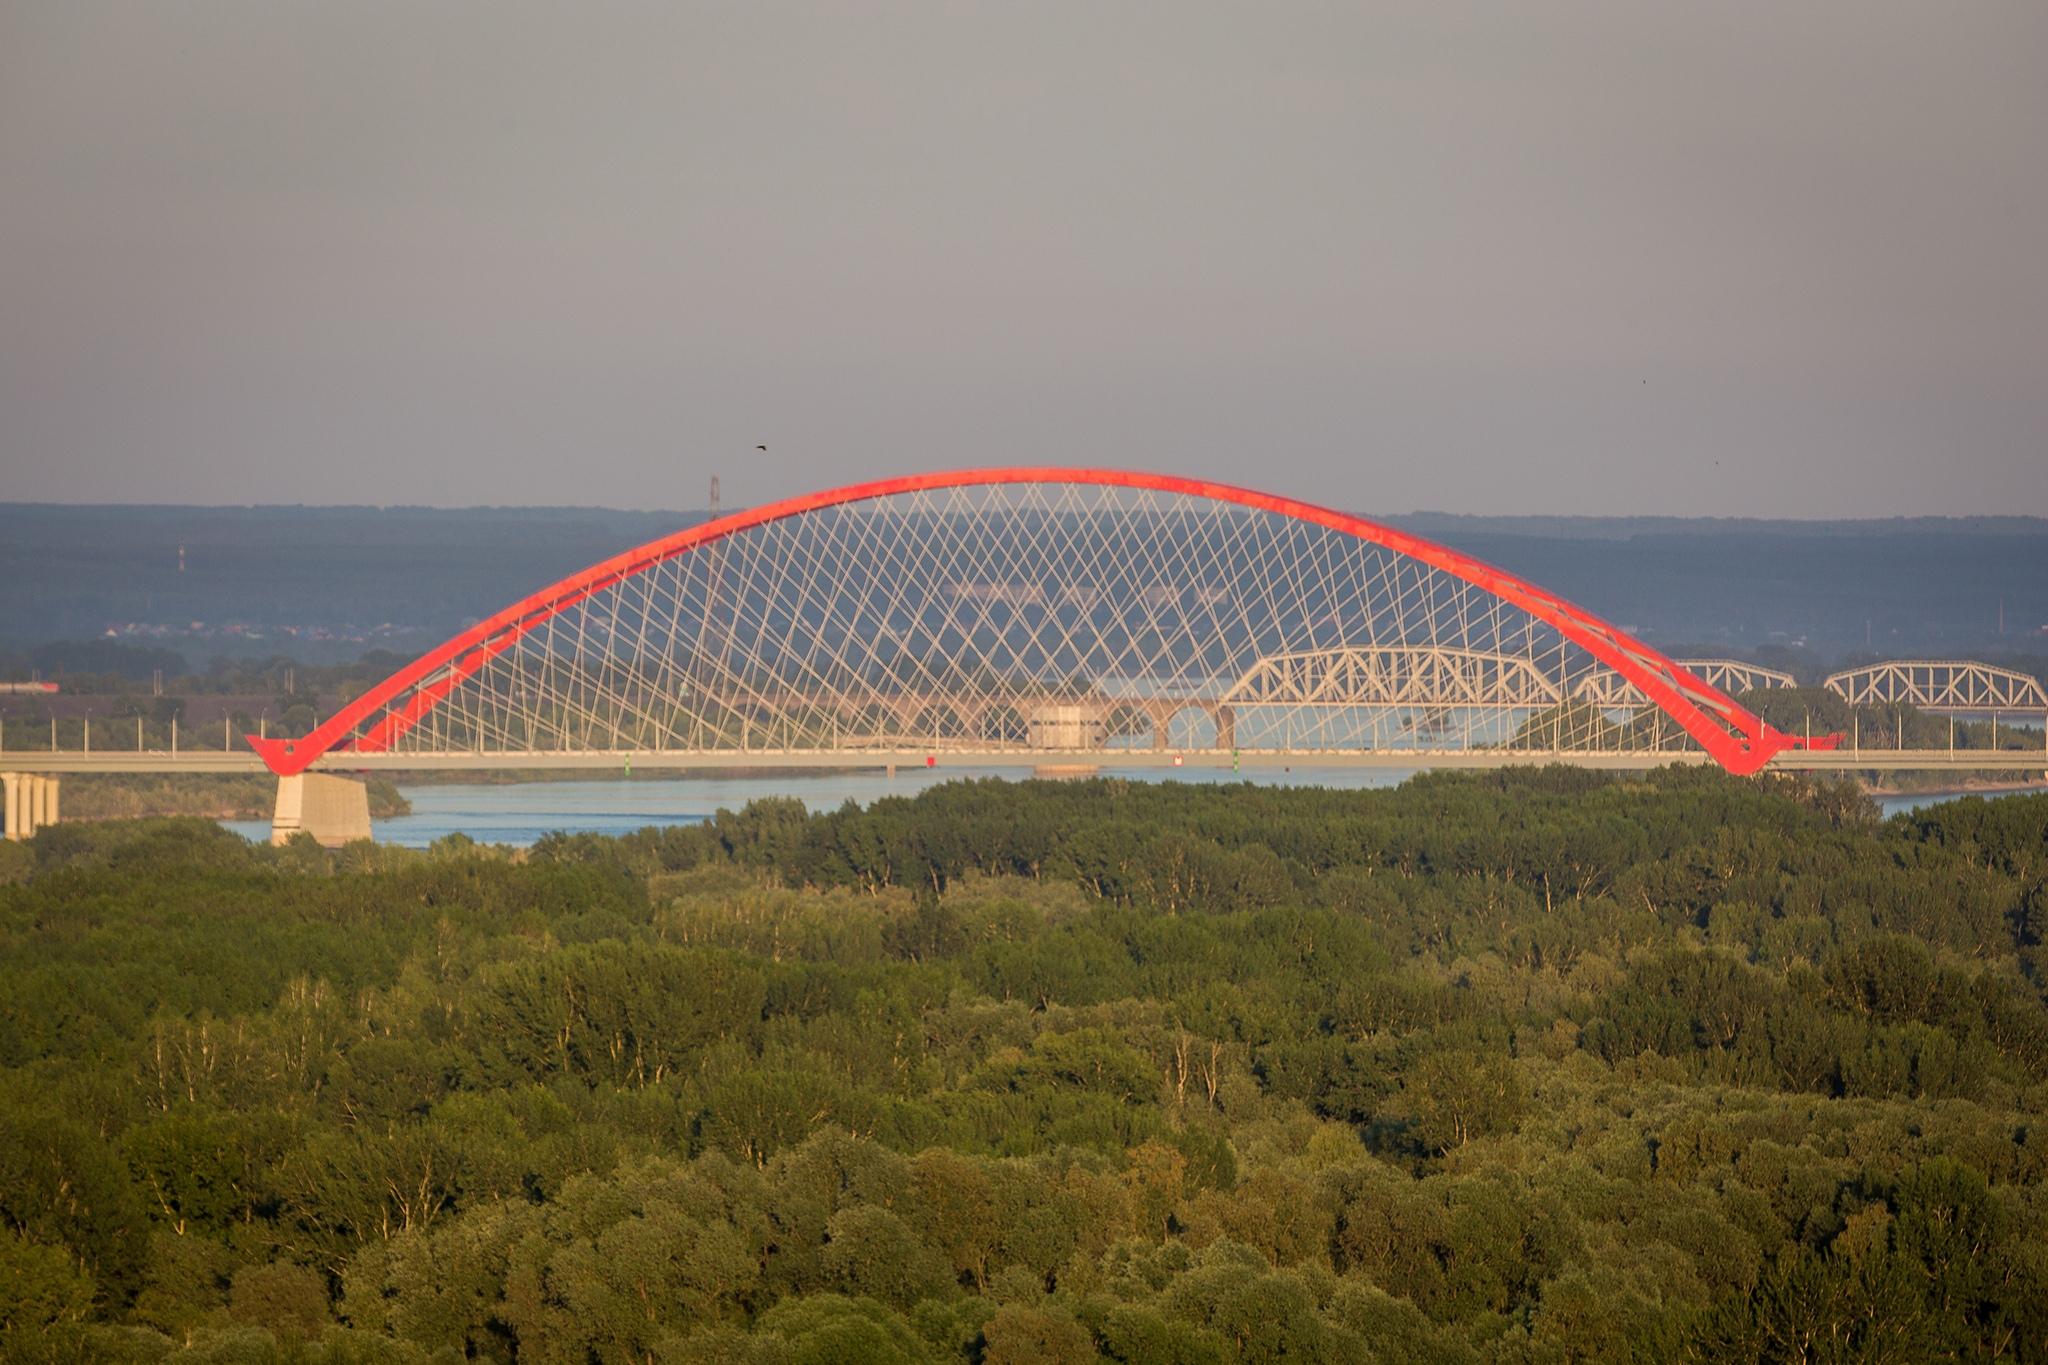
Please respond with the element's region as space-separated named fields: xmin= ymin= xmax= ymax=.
xmin=2 ymin=1 xmax=2045 ymax=517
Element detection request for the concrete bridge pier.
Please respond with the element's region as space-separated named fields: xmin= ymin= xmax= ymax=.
xmin=1 ymin=773 xmax=59 ymax=841
xmin=271 ymin=773 xmax=373 ymax=847
xmin=1142 ymin=699 xmax=1180 ymax=751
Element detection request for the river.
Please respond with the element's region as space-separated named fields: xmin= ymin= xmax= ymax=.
xmin=218 ymin=766 xmax=2026 ymax=848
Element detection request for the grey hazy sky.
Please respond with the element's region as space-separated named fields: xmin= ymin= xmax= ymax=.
xmin=2 ymin=2 xmax=2045 ymax=516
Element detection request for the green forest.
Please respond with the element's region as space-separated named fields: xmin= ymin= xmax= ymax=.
xmin=2 ymin=770 xmax=2045 ymax=1362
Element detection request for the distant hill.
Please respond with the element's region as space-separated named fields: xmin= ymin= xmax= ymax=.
xmin=1394 ymin=511 xmax=2048 ymax=540
xmin=3 ymin=502 xmax=2044 ymax=670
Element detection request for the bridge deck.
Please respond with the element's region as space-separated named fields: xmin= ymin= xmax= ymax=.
xmin=4 ymin=748 xmax=2042 ymax=774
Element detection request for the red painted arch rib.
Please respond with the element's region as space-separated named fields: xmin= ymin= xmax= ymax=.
xmin=248 ymin=468 xmax=1817 ymax=777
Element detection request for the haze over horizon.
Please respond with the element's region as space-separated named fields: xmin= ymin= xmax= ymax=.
xmin=4 ymin=2 xmax=2045 ymax=517
xmin=5 ymin=498 xmax=2048 ymax=534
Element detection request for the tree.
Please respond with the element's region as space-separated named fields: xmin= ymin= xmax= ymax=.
xmin=228 ymin=1262 xmax=332 ymax=1343
xmin=0 ymin=1110 xmax=149 ymax=1304
xmin=0 ymin=1229 xmax=96 ymax=1337
xmin=980 ymin=1301 xmax=1096 ymax=1365
xmin=1397 ymin=1051 xmax=1525 ymax=1155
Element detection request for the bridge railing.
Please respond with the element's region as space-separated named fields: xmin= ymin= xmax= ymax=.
xmin=0 ymin=713 xmax=282 ymax=756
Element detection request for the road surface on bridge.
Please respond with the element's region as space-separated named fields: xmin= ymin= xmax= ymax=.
xmin=6 ymin=747 xmax=2042 ymax=775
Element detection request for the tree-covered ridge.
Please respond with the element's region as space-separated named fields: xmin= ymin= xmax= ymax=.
xmin=0 ymin=771 xmax=2044 ymax=1362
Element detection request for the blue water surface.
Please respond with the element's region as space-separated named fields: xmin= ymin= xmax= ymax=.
xmin=219 ymin=766 xmax=2039 ymax=849
xmin=223 ymin=764 xmax=1421 ymax=849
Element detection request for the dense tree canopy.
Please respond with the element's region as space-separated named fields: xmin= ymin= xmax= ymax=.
xmin=0 ymin=769 xmax=2044 ymax=1361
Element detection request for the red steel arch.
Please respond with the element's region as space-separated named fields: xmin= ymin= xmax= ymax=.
xmin=249 ymin=468 xmax=1822 ymax=776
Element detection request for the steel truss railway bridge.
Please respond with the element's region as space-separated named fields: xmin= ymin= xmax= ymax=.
xmin=5 ymin=470 xmax=2045 ymax=842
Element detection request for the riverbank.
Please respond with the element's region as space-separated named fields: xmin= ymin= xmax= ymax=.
xmin=1859 ymin=773 xmax=2048 ymax=801
xmin=59 ymin=773 xmax=411 ymax=821
xmin=221 ymin=765 xmax=1421 ymax=848
xmin=200 ymin=766 xmax=2048 ymax=850
xmin=312 ymin=766 xmax=2048 ymax=813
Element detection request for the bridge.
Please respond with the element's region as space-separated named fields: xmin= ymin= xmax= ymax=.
xmin=1569 ymin=657 xmax=1796 ymax=708
xmin=4 ymin=469 xmax=2043 ymax=842
xmin=1825 ymin=660 xmax=2048 ymax=715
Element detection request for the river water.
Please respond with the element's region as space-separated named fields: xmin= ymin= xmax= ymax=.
xmin=219 ymin=766 xmax=2024 ymax=848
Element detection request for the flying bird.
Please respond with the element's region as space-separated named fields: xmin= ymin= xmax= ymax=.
xmin=756 ymin=445 xmax=767 ymax=451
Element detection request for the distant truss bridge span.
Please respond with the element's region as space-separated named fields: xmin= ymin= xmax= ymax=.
xmin=242 ymin=469 xmax=1835 ymax=777
xmin=1572 ymin=658 xmax=1798 ymax=708
xmin=1221 ymin=646 xmax=1566 ymax=709
xmin=1825 ymin=661 xmax=2048 ymax=714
